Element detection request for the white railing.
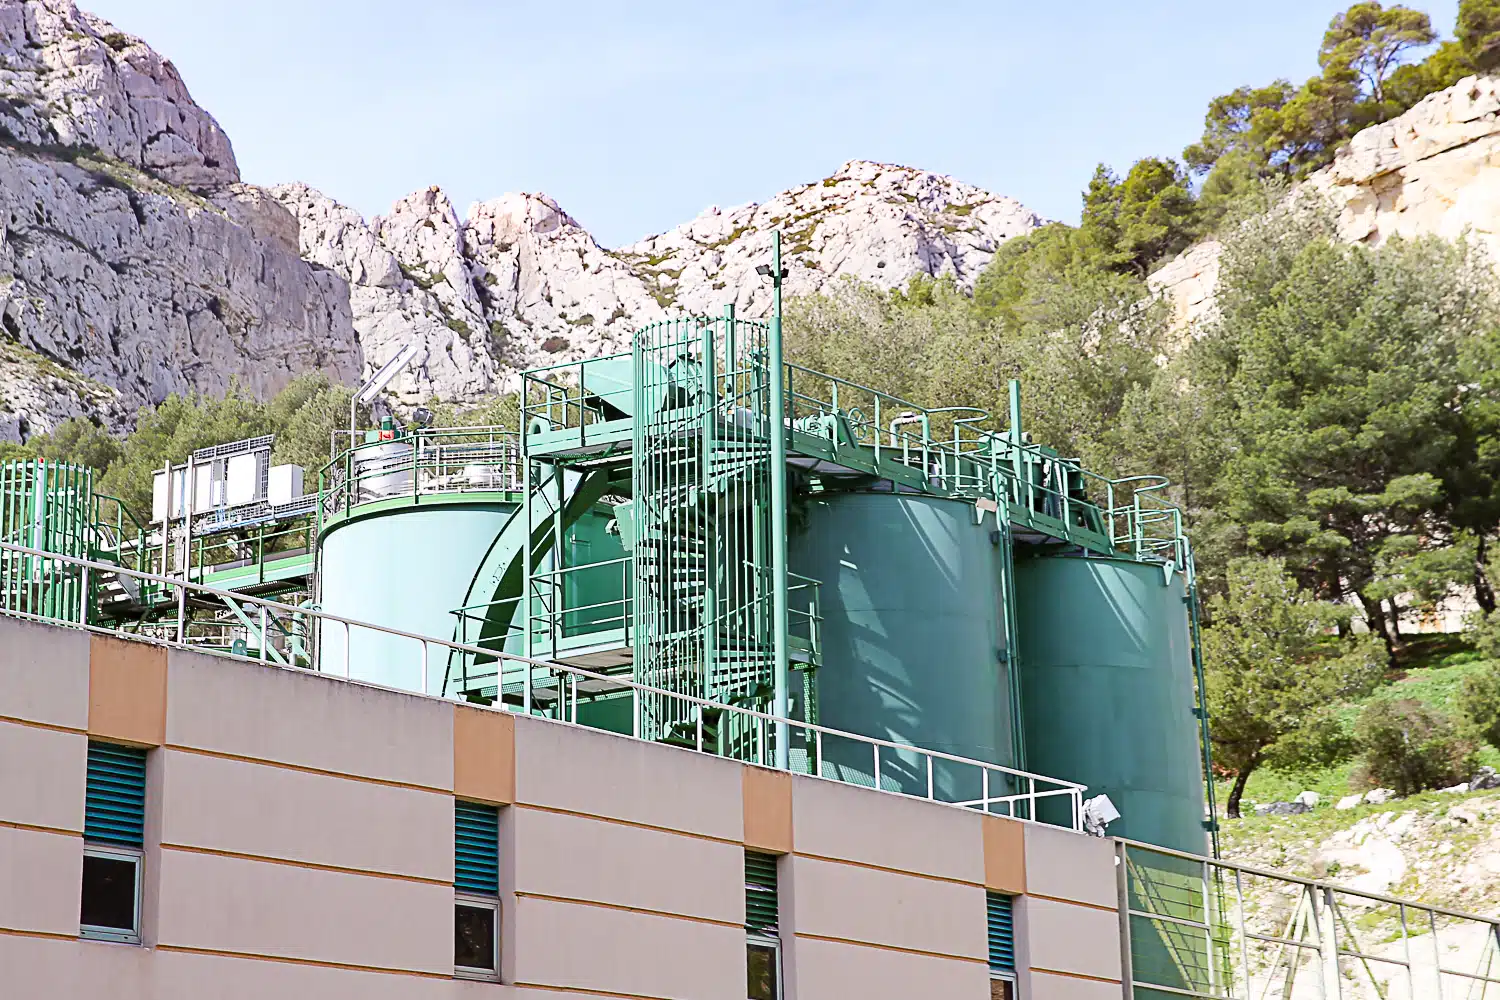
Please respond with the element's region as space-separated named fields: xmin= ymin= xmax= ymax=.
xmin=0 ymin=540 xmax=1086 ymax=831
xmin=1119 ymin=837 xmax=1500 ymax=1000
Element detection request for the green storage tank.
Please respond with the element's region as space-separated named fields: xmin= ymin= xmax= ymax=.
xmin=318 ymin=497 xmax=522 ymax=693
xmin=317 ymin=495 xmax=626 ymax=696
xmin=1015 ymin=554 xmax=1207 ymax=854
xmin=789 ymin=492 xmax=1020 ymax=801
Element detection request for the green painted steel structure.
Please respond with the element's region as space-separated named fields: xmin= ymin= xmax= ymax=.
xmin=1014 ymin=554 xmax=1209 ymax=855
xmin=789 ymin=492 xmax=1022 ymax=801
xmin=0 ymin=229 xmax=1214 ymax=856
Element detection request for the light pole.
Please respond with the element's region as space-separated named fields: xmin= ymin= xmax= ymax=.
xmin=758 ymin=233 xmax=791 ymax=769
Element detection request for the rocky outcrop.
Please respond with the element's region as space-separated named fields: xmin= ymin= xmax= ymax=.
xmin=0 ymin=0 xmax=1045 ymax=439
xmin=274 ymin=160 xmax=1043 ymax=394
xmin=0 ymin=0 xmax=236 ymax=189
xmin=0 ymin=0 xmax=361 ymax=442
xmin=1152 ymin=74 xmax=1500 ymax=327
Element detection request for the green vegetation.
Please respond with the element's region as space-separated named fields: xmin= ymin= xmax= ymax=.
xmin=1353 ymin=698 xmax=1477 ymax=795
xmin=1202 ymin=559 xmax=1383 ymax=817
xmin=5 ymin=373 xmax=357 ymax=516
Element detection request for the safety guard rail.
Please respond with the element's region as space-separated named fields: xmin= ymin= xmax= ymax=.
xmin=1 ymin=539 xmax=1084 ymax=831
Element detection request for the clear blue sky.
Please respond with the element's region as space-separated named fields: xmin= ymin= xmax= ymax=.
xmin=84 ymin=0 xmax=1461 ymax=247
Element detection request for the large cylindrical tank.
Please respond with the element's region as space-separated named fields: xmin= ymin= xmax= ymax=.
xmin=789 ymin=492 xmax=1018 ymax=801
xmin=1015 ymin=555 xmax=1207 ymax=854
xmin=318 ymin=498 xmax=520 ymax=693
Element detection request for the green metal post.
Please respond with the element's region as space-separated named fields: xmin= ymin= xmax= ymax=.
xmin=703 ymin=312 xmax=720 ymax=684
xmin=769 ymin=232 xmax=791 ymax=769
xmin=1008 ymin=379 xmax=1024 ymax=506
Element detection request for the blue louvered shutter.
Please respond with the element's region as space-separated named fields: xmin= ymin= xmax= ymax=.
xmin=85 ymin=743 xmax=147 ymax=848
xmin=455 ymin=801 xmax=499 ymax=895
xmin=745 ymin=851 xmax=779 ymax=934
xmin=987 ymin=892 xmax=1016 ymax=972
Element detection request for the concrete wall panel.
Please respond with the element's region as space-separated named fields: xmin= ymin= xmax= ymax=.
xmin=1023 ymin=896 xmax=1121 ymax=981
xmin=788 ymin=934 xmax=989 ymax=1000
xmin=155 ymin=847 xmax=452 ymax=975
xmin=158 ymin=749 xmax=451 ymax=882
xmin=453 ymin=704 xmax=514 ymax=805
xmin=0 ymin=616 xmax=89 ymax=729
xmin=0 ymin=825 xmax=82 ymax=935
xmin=88 ymin=635 xmax=167 ymax=746
xmin=743 ymin=765 xmax=793 ymax=853
xmin=513 ymin=716 xmax=742 ymax=841
xmin=1029 ymin=970 xmax=1124 ymax=1000
xmin=0 ymin=721 xmax=85 ymax=832
xmin=1023 ymin=823 xmax=1117 ymax=908
xmin=790 ymin=774 xmax=984 ymax=884
xmin=983 ymin=815 xmax=1026 ymax=893
xmin=510 ymin=894 xmax=743 ymax=1000
xmin=165 ymin=649 xmax=453 ymax=791
xmin=0 ymin=934 xmax=508 ymax=1000
xmin=788 ymin=854 xmax=986 ymax=961
xmin=512 ymin=806 xmax=742 ymax=925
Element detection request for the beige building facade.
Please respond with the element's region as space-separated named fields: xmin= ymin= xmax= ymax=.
xmin=0 ymin=613 xmax=1126 ymax=999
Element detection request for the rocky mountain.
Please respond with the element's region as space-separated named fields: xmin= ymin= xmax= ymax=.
xmin=0 ymin=0 xmax=361 ymax=441
xmin=268 ymin=159 xmax=1040 ymax=411
xmin=0 ymin=0 xmax=1042 ymax=441
xmin=1152 ymin=74 xmax=1500 ymax=328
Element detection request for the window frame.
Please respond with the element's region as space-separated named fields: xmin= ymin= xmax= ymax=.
xmin=453 ymin=892 xmax=500 ymax=980
xmin=989 ymin=970 xmax=1019 ymax=1000
xmin=746 ymin=931 xmax=782 ymax=1000
xmin=79 ymin=845 xmax=143 ymax=945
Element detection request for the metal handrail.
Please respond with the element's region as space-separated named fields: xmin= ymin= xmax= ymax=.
xmin=1 ymin=539 xmax=1085 ymax=830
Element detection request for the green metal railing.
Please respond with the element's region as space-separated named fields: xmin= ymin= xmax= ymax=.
xmin=0 ymin=459 xmax=93 ymax=622
xmin=783 ymin=362 xmax=1191 ymax=572
xmin=318 ymin=425 xmax=522 ymax=526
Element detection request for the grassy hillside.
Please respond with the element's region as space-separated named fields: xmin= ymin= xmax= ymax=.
xmin=1216 ymin=633 xmax=1500 ymax=817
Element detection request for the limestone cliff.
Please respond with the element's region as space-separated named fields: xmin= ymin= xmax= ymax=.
xmin=0 ymin=0 xmax=1043 ymax=440
xmin=0 ymin=0 xmax=360 ymax=441
xmin=1152 ymin=74 xmax=1500 ymax=328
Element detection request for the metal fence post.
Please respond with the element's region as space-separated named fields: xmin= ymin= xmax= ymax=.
xmin=1116 ymin=839 xmax=1135 ymax=1000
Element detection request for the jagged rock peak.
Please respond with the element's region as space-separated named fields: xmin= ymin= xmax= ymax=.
xmin=0 ymin=0 xmax=237 ymax=189
xmin=619 ymin=158 xmax=1044 ymax=316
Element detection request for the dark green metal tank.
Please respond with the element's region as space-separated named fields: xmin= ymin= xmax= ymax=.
xmin=789 ymin=492 xmax=1020 ymax=800
xmin=1014 ymin=554 xmax=1208 ymax=854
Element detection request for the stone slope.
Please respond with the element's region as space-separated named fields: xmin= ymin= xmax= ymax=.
xmin=1152 ymin=74 xmax=1500 ymax=328
xmin=0 ymin=0 xmax=361 ymax=442
xmin=272 ymin=160 xmax=1043 ymax=398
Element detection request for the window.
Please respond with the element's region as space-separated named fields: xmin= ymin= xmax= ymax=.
xmin=745 ymin=851 xmax=781 ymax=1000
xmin=455 ymin=800 xmax=500 ymax=978
xmin=81 ymin=742 xmax=147 ymax=943
xmin=987 ymin=892 xmax=1017 ymax=1000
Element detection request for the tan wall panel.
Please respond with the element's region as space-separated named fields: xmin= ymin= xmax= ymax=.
xmin=0 ymin=934 xmax=508 ymax=1000
xmin=1024 ymin=896 xmax=1121 ymax=981
xmin=453 ymin=704 xmax=514 ymax=805
xmin=513 ymin=715 xmax=742 ymax=841
xmin=1023 ymin=823 xmax=1118 ymax=908
xmin=0 ymin=616 xmax=89 ymax=729
xmin=0 ymin=825 xmax=82 ymax=936
xmin=982 ymin=815 xmax=1025 ymax=893
xmin=155 ymin=847 xmax=452 ymax=975
xmin=742 ymin=764 xmax=792 ymax=853
xmin=0 ymin=721 xmax=85 ymax=832
xmin=164 ymin=648 xmax=453 ymax=791
xmin=1029 ymin=969 xmax=1125 ymax=1000
xmin=787 ymin=933 xmax=989 ymax=1000
xmin=788 ymin=854 xmax=987 ymax=961
xmin=158 ymin=749 xmax=452 ymax=883
xmin=510 ymin=894 xmax=744 ymax=1000
xmin=89 ymin=635 xmax=167 ymax=746
xmin=790 ymin=774 xmax=984 ymax=884
xmin=512 ymin=806 xmax=743 ymax=925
